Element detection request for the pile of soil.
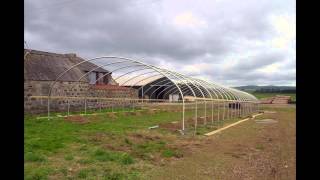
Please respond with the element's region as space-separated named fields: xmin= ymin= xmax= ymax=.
xmin=64 ymin=115 xmax=89 ymax=124
xmin=106 ymin=112 xmax=118 ymax=120
xmin=124 ymin=111 xmax=142 ymax=116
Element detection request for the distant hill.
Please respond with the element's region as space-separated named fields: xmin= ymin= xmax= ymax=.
xmin=233 ymin=85 xmax=296 ymax=93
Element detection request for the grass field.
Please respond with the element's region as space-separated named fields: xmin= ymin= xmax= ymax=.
xmin=251 ymin=92 xmax=296 ymax=102
xmin=25 ymin=104 xmax=295 ymax=179
xmin=25 ymin=106 xmax=242 ymax=179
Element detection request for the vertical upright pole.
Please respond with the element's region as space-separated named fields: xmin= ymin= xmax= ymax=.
xmin=230 ymin=102 xmax=232 ymax=119
xmin=217 ymin=100 xmax=220 ymax=122
xmin=182 ymin=98 xmax=185 ymax=132
xmin=67 ymin=99 xmax=70 ymax=116
xmin=222 ymin=101 xmax=225 ymax=121
xmin=227 ymin=101 xmax=229 ymax=120
xmin=141 ymin=86 xmax=144 ymax=103
xmin=84 ymin=97 xmax=87 ymax=115
xmin=211 ymin=100 xmax=214 ymax=124
xmin=47 ymin=97 xmax=50 ymax=120
xmin=204 ymin=100 xmax=207 ymax=125
xmin=194 ymin=100 xmax=198 ymax=135
xmin=246 ymin=103 xmax=248 ymax=116
xmin=245 ymin=103 xmax=247 ymax=115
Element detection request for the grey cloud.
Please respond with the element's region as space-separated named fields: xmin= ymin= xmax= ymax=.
xmin=25 ymin=0 xmax=295 ymax=86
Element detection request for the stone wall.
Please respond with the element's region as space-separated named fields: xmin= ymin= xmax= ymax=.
xmin=24 ymin=80 xmax=138 ymax=114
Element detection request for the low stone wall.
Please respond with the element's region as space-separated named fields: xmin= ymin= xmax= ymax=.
xmin=24 ymin=80 xmax=138 ymax=114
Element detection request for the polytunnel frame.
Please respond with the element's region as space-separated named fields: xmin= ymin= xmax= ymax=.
xmin=47 ymin=56 xmax=189 ymax=130
xmin=47 ymin=56 xmax=259 ymax=133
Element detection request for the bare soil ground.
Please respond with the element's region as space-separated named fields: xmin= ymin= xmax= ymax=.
xmin=64 ymin=115 xmax=90 ymax=124
xmin=143 ymin=105 xmax=296 ymax=180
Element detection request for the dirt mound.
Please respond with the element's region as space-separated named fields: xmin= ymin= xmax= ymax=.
xmin=128 ymin=111 xmax=142 ymax=116
xmin=106 ymin=112 xmax=118 ymax=119
xmin=159 ymin=122 xmax=181 ymax=132
xmin=146 ymin=109 xmax=159 ymax=115
xmin=64 ymin=115 xmax=89 ymax=124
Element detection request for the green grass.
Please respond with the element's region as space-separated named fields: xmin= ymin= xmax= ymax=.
xmin=64 ymin=154 xmax=74 ymax=161
xmin=25 ymin=110 xmax=185 ymax=154
xmin=25 ymin=167 xmax=52 ymax=180
xmin=251 ymin=92 xmax=296 ymax=102
xmin=25 ymin=106 xmax=245 ymax=179
xmin=92 ymin=148 xmax=134 ymax=165
xmin=25 ymin=152 xmax=47 ymax=162
xmin=25 ymin=109 xmax=191 ymax=179
xmin=161 ymin=149 xmax=183 ymax=158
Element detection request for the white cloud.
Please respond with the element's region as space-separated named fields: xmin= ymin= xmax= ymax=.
xmin=173 ymin=12 xmax=207 ymax=28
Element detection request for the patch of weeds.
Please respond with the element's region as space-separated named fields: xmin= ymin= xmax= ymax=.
xmin=135 ymin=141 xmax=166 ymax=153
xmin=77 ymin=158 xmax=94 ymax=164
xmin=77 ymin=169 xmax=89 ymax=179
xmin=79 ymin=144 xmax=88 ymax=151
xmin=132 ymin=140 xmax=169 ymax=160
xmin=25 ymin=167 xmax=52 ymax=180
xmin=93 ymin=149 xmax=115 ymax=162
xmin=25 ymin=152 xmax=47 ymax=162
xmin=124 ymin=138 xmax=132 ymax=145
xmin=158 ymin=140 xmax=166 ymax=146
xmin=120 ymin=153 xmax=134 ymax=165
xmin=59 ymin=168 xmax=68 ymax=176
xmin=92 ymin=148 xmax=134 ymax=165
xmin=161 ymin=149 xmax=183 ymax=158
xmin=127 ymin=171 xmax=140 ymax=180
xmin=256 ymin=144 xmax=264 ymax=150
xmin=162 ymin=149 xmax=175 ymax=158
xmin=64 ymin=154 xmax=74 ymax=161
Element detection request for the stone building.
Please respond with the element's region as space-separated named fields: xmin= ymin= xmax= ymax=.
xmin=24 ymin=49 xmax=138 ymax=114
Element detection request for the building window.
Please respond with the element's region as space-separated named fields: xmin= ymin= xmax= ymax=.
xmin=88 ymin=72 xmax=109 ymax=85
xmin=89 ymin=72 xmax=96 ymax=84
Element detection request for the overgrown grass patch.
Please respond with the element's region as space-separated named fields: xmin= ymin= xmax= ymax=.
xmin=25 ymin=167 xmax=52 ymax=180
xmin=77 ymin=169 xmax=91 ymax=179
xmin=92 ymin=148 xmax=134 ymax=165
xmin=64 ymin=154 xmax=74 ymax=161
xmin=25 ymin=152 xmax=47 ymax=162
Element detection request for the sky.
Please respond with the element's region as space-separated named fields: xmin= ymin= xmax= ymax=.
xmin=24 ymin=0 xmax=296 ymax=87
